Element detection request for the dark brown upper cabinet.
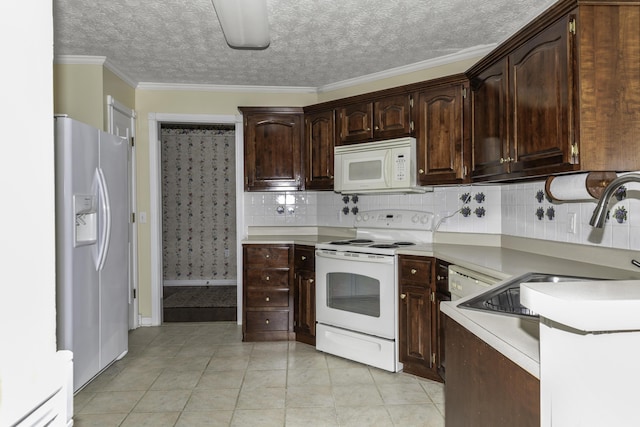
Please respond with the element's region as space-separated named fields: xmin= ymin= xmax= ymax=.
xmin=468 ymin=0 xmax=640 ymax=181
xmin=469 ymin=14 xmax=573 ymax=181
xmin=415 ymin=77 xmax=469 ymax=185
xmin=241 ymin=107 xmax=304 ymax=192
xmin=336 ymin=94 xmax=413 ymax=145
xmin=304 ymin=109 xmax=335 ymax=190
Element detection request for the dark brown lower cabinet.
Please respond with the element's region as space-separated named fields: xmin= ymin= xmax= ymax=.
xmin=444 ymin=316 xmax=540 ymax=427
xmin=294 ymin=245 xmax=316 ymax=345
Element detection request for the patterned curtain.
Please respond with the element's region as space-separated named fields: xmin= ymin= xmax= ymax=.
xmin=161 ymin=125 xmax=236 ymax=282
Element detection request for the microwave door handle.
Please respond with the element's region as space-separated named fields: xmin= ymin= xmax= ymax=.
xmin=384 ymin=151 xmax=392 ymax=187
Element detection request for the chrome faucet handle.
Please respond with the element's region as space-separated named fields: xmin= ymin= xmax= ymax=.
xmin=590 ymin=173 xmax=640 ymax=228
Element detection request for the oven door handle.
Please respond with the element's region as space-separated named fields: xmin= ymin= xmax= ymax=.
xmin=315 ymin=250 xmax=395 ymax=264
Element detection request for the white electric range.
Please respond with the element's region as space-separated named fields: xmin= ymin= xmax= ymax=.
xmin=315 ymin=209 xmax=434 ymax=372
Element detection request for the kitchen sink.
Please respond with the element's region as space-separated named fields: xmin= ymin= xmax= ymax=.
xmin=458 ymin=272 xmax=607 ymax=318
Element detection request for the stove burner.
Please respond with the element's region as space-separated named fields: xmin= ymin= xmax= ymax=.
xmin=327 ymin=239 xmax=375 ymax=245
xmin=369 ymin=244 xmax=399 ymax=249
xmin=393 ymin=241 xmax=415 ymax=246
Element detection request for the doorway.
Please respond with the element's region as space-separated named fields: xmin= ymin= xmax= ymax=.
xmin=148 ymin=113 xmax=244 ymax=326
xmin=160 ymin=123 xmax=237 ymax=322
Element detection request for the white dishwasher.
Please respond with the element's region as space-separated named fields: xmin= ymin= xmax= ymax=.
xmin=448 ymin=265 xmax=501 ymax=301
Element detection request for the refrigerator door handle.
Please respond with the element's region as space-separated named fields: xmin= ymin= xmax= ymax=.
xmin=96 ymin=167 xmax=112 ymax=271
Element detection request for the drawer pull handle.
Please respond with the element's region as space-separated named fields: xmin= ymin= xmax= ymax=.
xmin=301 ymin=255 xmax=306 ymax=260
xmin=411 ymin=268 xmax=417 ymax=275
xmin=265 ymin=319 xmax=270 ymax=324
xmin=265 ymin=296 xmax=270 ymax=302
xmin=265 ymin=276 xmax=270 ymax=281
xmin=265 ymin=254 xmax=270 ymax=259
xmin=400 ymin=293 xmax=406 ymax=300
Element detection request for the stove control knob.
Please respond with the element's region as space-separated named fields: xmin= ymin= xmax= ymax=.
xmin=355 ymin=214 xmax=362 ymax=222
xmin=362 ymin=214 xmax=369 ymax=222
xmin=411 ymin=215 xmax=419 ymax=223
xmin=420 ymin=215 xmax=429 ymax=224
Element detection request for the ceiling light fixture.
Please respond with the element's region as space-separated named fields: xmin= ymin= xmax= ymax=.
xmin=211 ymin=0 xmax=270 ymax=49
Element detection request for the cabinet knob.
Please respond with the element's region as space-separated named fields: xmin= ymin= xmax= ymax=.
xmin=419 ymin=169 xmax=425 ymax=174
xmin=309 ymin=279 xmax=314 ymax=284
xmin=301 ymin=256 xmax=306 ymax=260
xmin=374 ymin=125 xmax=379 ymax=130
xmin=265 ymin=319 xmax=270 ymax=324
xmin=265 ymin=276 xmax=270 ymax=281
xmin=265 ymin=296 xmax=270 ymax=302
xmin=400 ymin=293 xmax=407 ymax=299
xmin=265 ymin=254 xmax=270 ymax=259
xmin=366 ymin=127 xmax=371 ymax=131
xmin=411 ymin=268 xmax=417 ymax=275
xmin=437 ymin=275 xmax=443 ymax=281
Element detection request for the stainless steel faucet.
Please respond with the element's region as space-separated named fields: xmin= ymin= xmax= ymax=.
xmin=590 ymin=173 xmax=640 ymax=228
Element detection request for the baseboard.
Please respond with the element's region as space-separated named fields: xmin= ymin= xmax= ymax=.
xmin=163 ymin=279 xmax=236 ymax=287
xmin=139 ymin=316 xmax=156 ymax=327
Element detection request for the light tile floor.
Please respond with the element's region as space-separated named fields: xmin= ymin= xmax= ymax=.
xmin=74 ymin=322 xmax=445 ymax=426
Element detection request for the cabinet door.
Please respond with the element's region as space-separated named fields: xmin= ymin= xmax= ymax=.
xmin=509 ymin=14 xmax=574 ymax=175
xmin=398 ymin=255 xmax=440 ymax=381
xmin=294 ymin=245 xmax=316 ymax=345
xmin=304 ymin=110 xmax=334 ymax=190
xmin=294 ymin=269 xmax=316 ymax=338
xmin=336 ymin=102 xmax=373 ymax=144
xmin=399 ymin=283 xmax=433 ymax=374
xmin=470 ymin=59 xmax=510 ymax=179
xmin=445 ymin=316 xmax=540 ymax=426
xmin=416 ymin=84 xmax=466 ymax=185
xmin=373 ymin=94 xmax=413 ymax=140
xmin=435 ymin=260 xmax=450 ymax=380
xmin=243 ymin=111 xmax=303 ymax=191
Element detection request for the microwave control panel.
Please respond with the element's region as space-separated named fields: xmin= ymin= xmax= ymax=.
xmin=395 ymin=153 xmax=407 ymax=181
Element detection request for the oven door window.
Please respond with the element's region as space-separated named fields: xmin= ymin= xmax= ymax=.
xmin=326 ymin=272 xmax=380 ymax=317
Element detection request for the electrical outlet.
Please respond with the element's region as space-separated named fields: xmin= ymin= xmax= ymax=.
xmin=568 ymin=212 xmax=577 ymax=234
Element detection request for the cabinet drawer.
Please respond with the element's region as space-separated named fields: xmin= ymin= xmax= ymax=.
xmin=246 ymin=311 xmax=290 ymax=332
xmin=244 ymin=246 xmax=290 ymax=267
xmin=246 ymin=289 xmax=290 ymax=308
xmin=399 ymin=256 xmax=433 ymax=285
xmin=295 ymin=246 xmax=315 ymax=270
xmin=245 ymin=269 xmax=289 ymax=288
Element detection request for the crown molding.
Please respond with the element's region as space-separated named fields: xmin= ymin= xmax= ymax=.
xmin=54 ymin=54 xmax=138 ymax=88
xmin=136 ymin=82 xmax=317 ymax=93
xmin=54 ymin=55 xmax=106 ymax=65
xmin=54 ymin=44 xmax=496 ymax=95
xmin=316 ymin=44 xmax=496 ymax=94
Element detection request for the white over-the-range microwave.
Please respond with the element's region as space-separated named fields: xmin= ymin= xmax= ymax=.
xmin=333 ymin=137 xmax=431 ymax=194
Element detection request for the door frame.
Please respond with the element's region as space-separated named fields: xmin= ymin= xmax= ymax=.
xmin=148 ymin=113 xmax=244 ymax=326
xmin=107 ymin=95 xmax=138 ymax=330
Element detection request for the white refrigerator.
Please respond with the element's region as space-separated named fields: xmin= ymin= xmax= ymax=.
xmin=54 ymin=116 xmax=129 ymax=392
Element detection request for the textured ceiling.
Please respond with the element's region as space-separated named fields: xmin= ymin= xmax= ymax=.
xmin=53 ymin=0 xmax=558 ymax=88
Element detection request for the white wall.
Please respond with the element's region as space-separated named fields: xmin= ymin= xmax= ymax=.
xmin=243 ymin=179 xmax=640 ymax=251
xmin=0 ymin=0 xmax=58 ymax=419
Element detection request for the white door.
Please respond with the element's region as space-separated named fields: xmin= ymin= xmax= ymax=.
xmin=107 ymin=96 xmax=138 ymax=329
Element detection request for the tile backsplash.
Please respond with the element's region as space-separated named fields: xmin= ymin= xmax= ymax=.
xmin=244 ymin=180 xmax=640 ymax=251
